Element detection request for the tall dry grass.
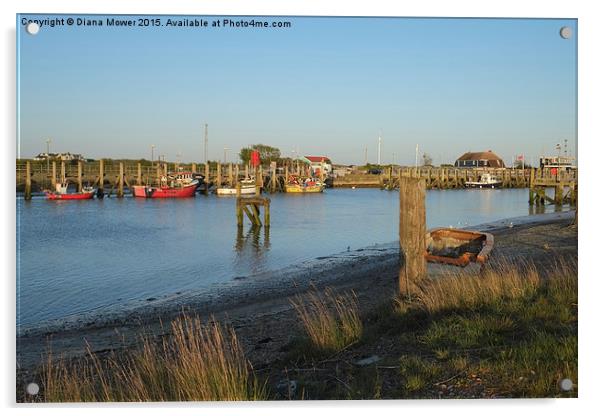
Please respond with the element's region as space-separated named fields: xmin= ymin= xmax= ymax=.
xmin=291 ymin=288 xmax=362 ymax=353
xmin=42 ymin=315 xmax=266 ymax=402
xmin=417 ymin=258 xmax=576 ymax=314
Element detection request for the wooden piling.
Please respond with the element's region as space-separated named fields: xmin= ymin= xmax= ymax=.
xmin=60 ymin=161 xmax=66 ymax=184
xmin=77 ymin=161 xmax=83 ymax=192
xmin=117 ymin=162 xmax=124 ymax=198
xmin=51 ymin=161 xmax=57 ymax=188
xmin=398 ymin=177 xmax=426 ymax=297
xmin=528 ymin=168 xmax=535 ymax=205
xmin=236 ymin=182 xmax=243 ymax=227
xmin=192 ymin=163 xmax=197 ymax=173
xmin=204 ymin=163 xmax=210 ymax=194
xmin=99 ymin=159 xmax=105 ymax=194
xmin=555 ymin=183 xmax=564 ymax=205
xmin=137 ymin=162 xmax=142 ymax=185
xmin=216 ymin=162 xmax=222 ymax=188
xmin=228 ymin=163 xmax=233 ymax=187
xmin=24 ymin=161 xmax=32 ymax=200
xmin=270 ymin=162 xmax=277 ymax=193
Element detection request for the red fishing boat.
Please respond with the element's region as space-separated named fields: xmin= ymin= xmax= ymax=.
xmin=132 ymin=171 xmax=199 ymax=199
xmin=45 ymin=184 xmax=96 ymax=200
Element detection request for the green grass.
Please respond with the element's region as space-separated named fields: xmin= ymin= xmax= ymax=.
xmin=283 ymin=259 xmax=577 ymax=399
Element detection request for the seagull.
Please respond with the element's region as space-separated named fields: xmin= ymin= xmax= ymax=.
xmin=509 ymin=222 xmax=514 ymax=228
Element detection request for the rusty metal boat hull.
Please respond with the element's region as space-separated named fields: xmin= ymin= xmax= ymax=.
xmin=425 ymin=228 xmax=494 ymax=267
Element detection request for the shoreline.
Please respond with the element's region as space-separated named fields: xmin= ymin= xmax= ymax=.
xmin=17 ymin=210 xmax=575 ymax=372
xmin=19 ymin=210 xmax=573 ymax=336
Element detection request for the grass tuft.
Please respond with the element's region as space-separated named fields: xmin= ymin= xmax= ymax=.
xmin=291 ymin=288 xmax=362 ymax=353
xmin=41 ymin=315 xmax=266 ymax=402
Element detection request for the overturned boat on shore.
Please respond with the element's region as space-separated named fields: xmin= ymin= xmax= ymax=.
xmin=425 ymin=228 xmax=494 ymax=267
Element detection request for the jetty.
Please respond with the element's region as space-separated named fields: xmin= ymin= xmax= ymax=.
xmin=16 ymin=159 xmax=577 ymax=207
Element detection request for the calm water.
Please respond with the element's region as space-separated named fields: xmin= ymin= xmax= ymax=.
xmin=16 ymin=188 xmax=564 ymax=328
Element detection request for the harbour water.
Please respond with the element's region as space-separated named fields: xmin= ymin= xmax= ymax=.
xmin=16 ymin=188 xmax=567 ymax=328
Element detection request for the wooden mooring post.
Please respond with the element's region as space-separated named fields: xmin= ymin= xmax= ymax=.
xmin=398 ymin=176 xmax=426 ymax=298
xmin=51 ymin=161 xmax=57 ymax=189
xmin=60 ymin=161 xmax=66 ymax=184
xmin=137 ymin=163 xmax=142 ymax=185
xmin=204 ymin=163 xmax=210 ymax=194
xmin=117 ymin=162 xmax=125 ymax=198
xmin=77 ymin=161 xmax=83 ymax=192
xmin=98 ymin=159 xmax=105 ymax=197
xmin=24 ymin=161 xmax=32 ymax=200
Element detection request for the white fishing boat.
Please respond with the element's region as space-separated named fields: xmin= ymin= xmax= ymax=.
xmin=465 ymin=173 xmax=502 ymax=189
xmin=216 ymin=178 xmax=257 ymax=196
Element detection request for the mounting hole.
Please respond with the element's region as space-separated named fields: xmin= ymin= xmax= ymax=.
xmin=559 ymin=378 xmax=573 ymax=391
xmin=26 ymin=22 xmax=40 ymax=35
xmin=559 ymin=26 xmax=572 ymax=39
xmin=26 ymin=382 xmax=40 ymax=395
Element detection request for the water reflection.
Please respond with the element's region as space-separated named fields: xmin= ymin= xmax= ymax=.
xmin=233 ymin=226 xmax=271 ymax=275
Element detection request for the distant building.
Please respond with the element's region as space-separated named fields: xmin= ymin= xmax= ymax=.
xmin=454 ymin=150 xmax=505 ymax=168
xmin=301 ymin=156 xmax=333 ymax=176
xmin=33 ymin=152 xmax=84 ymax=161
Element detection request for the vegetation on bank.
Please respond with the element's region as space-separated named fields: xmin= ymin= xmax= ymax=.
xmin=40 ymin=316 xmax=266 ymax=402
xmin=31 ymin=258 xmax=576 ymax=402
xmin=283 ymin=258 xmax=577 ymax=399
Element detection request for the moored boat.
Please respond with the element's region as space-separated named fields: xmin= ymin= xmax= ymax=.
xmin=465 ymin=173 xmax=502 ymax=189
xmin=132 ymin=171 xmax=199 ymax=198
xmin=284 ymin=176 xmax=325 ymax=193
xmin=425 ymin=228 xmax=494 ymax=267
xmin=216 ymin=178 xmax=257 ymax=196
xmin=45 ymin=183 xmax=96 ymax=200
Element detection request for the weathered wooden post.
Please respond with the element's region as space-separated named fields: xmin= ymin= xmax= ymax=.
xmin=216 ymin=162 xmax=222 ymax=188
xmin=228 ymin=163 xmax=233 ymax=187
xmin=255 ymin=167 xmax=261 ymax=195
xmin=117 ymin=162 xmax=124 ymax=198
xmin=285 ymin=165 xmax=289 ymax=183
xmin=24 ymin=161 xmax=32 ymax=200
xmin=236 ymin=182 xmax=243 ymax=227
xmin=235 ymin=164 xmax=240 ymax=184
xmin=163 ymin=163 xmax=168 ymax=177
xmin=245 ymin=163 xmax=249 ymax=179
xmin=98 ymin=159 xmax=105 ymax=195
xmin=204 ymin=162 xmax=210 ymax=194
xmin=399 ymin=177 xmax=426 ymax=298
xmin=555 ymin=183 xmax=564 ymax=205
xmin=137 ymin=162 xmax=142 ymax=185
xmin=192 ymin=163 xmax=197 ymax=173
xmin=60 ymin=161 xmax=66 ymax=184
xmin=259 ymin=165 xmax=264 ymax=188
xmin=51 ymin=161 xmax=57 ymax=189
xmin=529 ymin=168 xmax=535 ymax=205
xmin=77 ymin=160 xmax=83 ymax=192
xmin=156 ymin=165 xmax=162 ymax=186
xmin=270 ymin=161 xmax=277 ymax=193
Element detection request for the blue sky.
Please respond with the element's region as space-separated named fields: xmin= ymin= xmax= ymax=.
xmin=17 ymin=15 xmax=577 ymax=166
